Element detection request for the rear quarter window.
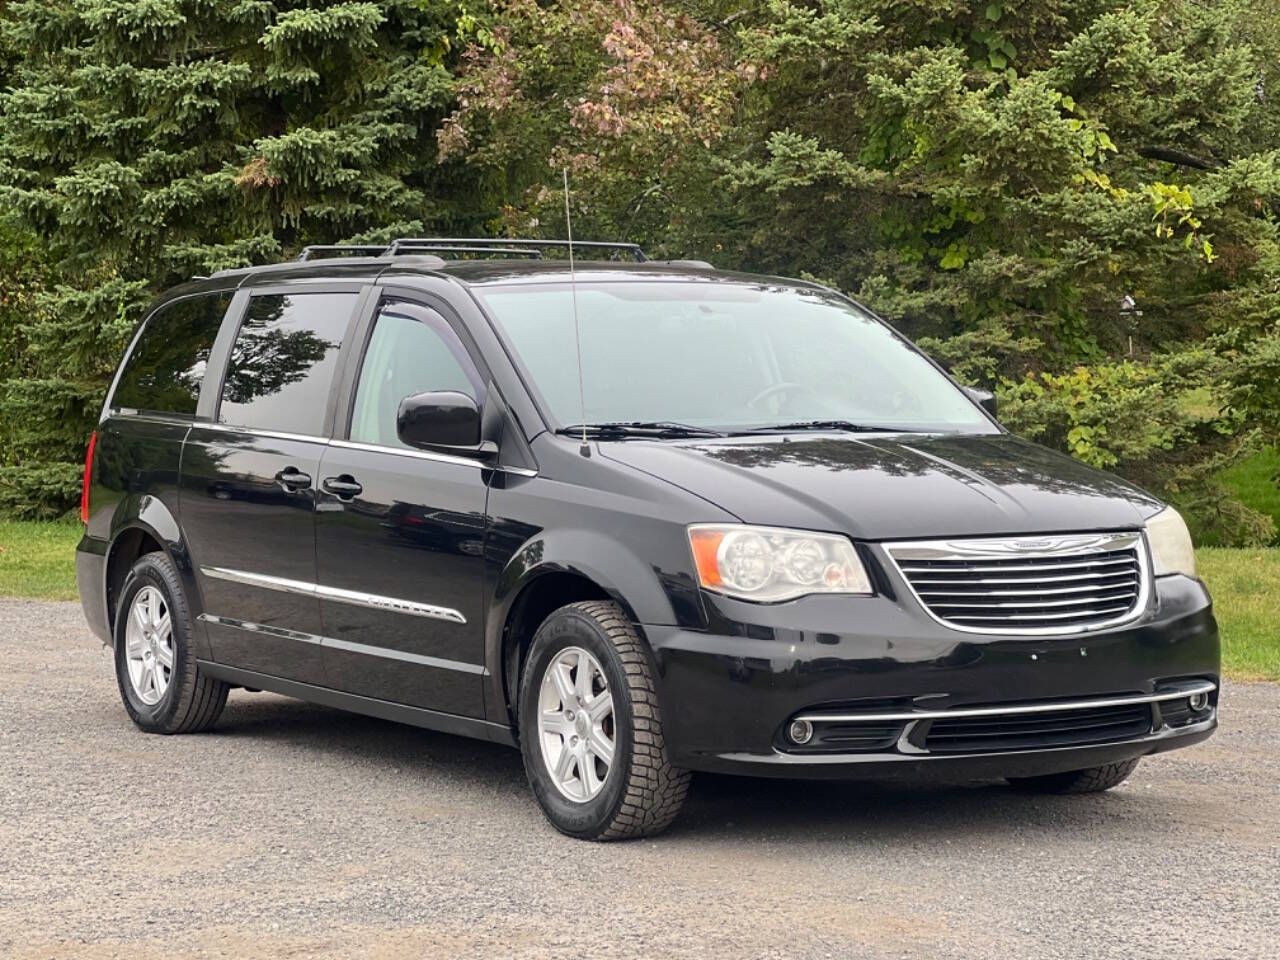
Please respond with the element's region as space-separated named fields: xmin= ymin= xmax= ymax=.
xmin=217 ymin=292 xmax=357 ymax=436
xmin=111 ymin=293 xmax=232 ymax=416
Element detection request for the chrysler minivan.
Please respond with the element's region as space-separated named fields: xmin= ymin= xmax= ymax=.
xmin=77 ymin=239 xmax=1219 ymax=840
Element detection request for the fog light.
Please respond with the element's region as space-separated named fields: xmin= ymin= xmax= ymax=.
xmin=788 ymin=718 xmax=814 ymax=745
xmin=1188 ymin=692 xmax=1210 ymax=712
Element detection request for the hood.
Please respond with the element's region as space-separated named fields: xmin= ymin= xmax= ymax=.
xmin=599 ymin=433 xmax=1162 ymax=540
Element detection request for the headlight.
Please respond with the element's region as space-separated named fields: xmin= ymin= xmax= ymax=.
xmin=688 ymin=524 xmax=873 ymax=602
xmin=1146 ymin=506 xmax=1195 ymax=577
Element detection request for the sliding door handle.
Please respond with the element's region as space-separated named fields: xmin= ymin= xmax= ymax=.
xmin=275 ymin=467 xmax=312 ymax=490
xmin=322 ymin=475 xmax=363 ymax=499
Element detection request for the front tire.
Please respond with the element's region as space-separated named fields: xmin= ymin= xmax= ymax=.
xmin=518 ymin=601 xmax=690 ymax=840
xmin=113 ymin=551 xmax=228 ymax=734
xmin=1007 ymin=757 xmax=1140 ymax=794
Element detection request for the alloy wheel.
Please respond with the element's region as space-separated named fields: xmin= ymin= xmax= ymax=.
xmin=125 ymin=585 xmax=174 ymax=706
xmin=537 ymin=646 xmax=616 ymax=802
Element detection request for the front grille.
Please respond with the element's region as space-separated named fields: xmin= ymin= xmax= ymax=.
xmin=885 ymin=531 xmax=1147 ymax=634
xmin=924 ymin=702 xmax=1153 ymax=753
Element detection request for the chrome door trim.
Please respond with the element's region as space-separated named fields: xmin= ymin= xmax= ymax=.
xmin=328 ymin=438 xmax=538 ymax=477
xmin=793 ymin=681 xmax=1216 ymax=724
xmin=198 ymin=422 xmax=330 ymax=446
xmin=200 ymin=613 xmax=324 ymax=646
xmin=315 ymin=582 xmax=468 ymax=623
xmin=198 ymin=614 xmax=485 ymax=675
xmin=191 ymin=423 xmax=538 ymax=476
xmin=202 ymin=567 xmax=315 ymax=598
xmin=324 ymin=635 xmax=485 ymax=675
xmin=201 ymin=566 xmax=467 ymax=624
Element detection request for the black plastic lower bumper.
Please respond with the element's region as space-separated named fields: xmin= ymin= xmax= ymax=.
xmin=645 ymin=575 xmax=1219 ymax=779
xmin=75 ymin=534 xmax=110 ymax=644
xmin=664 ymin=716 xmax=1215 ymax=780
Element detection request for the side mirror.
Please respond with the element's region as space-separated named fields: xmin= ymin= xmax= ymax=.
xmin=396 ymin=391 xmax=497 ymax=460
xmin=963 ymin=385 xmax=998 ymax=419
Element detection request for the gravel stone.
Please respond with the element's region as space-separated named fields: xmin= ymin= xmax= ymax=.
xmin=1 ymin=598 xmax=1276 ymax=958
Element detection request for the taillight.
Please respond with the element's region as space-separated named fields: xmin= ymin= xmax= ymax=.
xmin=80 ymin=431 xmax=97 ymax=524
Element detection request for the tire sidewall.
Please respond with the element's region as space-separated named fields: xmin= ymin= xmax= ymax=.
xmin=113 ymin=553 xmax=193 ymax=732
xmin=519 ymin=607 xmax=636 ymax=838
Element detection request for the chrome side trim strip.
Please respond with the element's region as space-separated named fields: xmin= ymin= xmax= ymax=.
xmin=200 ymin=614 xmax=323 ymax=646
xmin=201 ymin=566 xmax=467 ymax=624
xmin=198 ymin=614 xmax=484 ymax=675
xmin=188 ymin=424 xmax=538 ymax=476
xmin=108 ymin=408 xmax=200 ymax=427
xmin=203 ymin=567 xmax=315 ymax=597
xmin=198 ymin=422 xmax=330 ymax=445
xmin=323 ymin=635 xmax=485 ymax=675
xmin=328 ymin=438 xmax=538 ymax=477
xmin=794 ymin=682 xmax=1216 ymax=724
xmin=315 ymin=583 xmax=467 ymax=624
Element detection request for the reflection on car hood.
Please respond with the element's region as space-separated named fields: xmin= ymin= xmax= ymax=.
xmin=599 ymin=433 xmax=1162 ymax=539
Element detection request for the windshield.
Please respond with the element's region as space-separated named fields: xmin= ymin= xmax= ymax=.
xmin=474 ymin=281 xmax=996 ymax=434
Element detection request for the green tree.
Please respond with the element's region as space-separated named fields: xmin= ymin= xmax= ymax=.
xmin=0 ymin=0 xmax=481 ymax=517
xmin=448 ymin=0 xmax=1280 ymax=543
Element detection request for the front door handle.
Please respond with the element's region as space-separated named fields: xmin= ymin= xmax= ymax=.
xmin=275 ymin=467 xmax=312 ymax=490
xmin=322 ymin=475 xmax=363 ymax=499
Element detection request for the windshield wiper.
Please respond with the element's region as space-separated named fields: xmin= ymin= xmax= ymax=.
xmin=557 ymin=421 xmax=727 ymax=439
xmin=738 ymin=420 xmax=921 ymax=435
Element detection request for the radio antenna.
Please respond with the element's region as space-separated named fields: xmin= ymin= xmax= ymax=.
xmin=563 ymin=167 xmax=590 ymax=457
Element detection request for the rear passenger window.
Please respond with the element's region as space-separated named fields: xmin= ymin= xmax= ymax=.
xmin=218 ymin=293 xmax=357 ymax=436
xmin=112 ymin=293 xmax=231 ymax=416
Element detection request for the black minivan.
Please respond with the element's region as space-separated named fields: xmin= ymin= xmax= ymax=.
xmin=77 ymin=239 xmax=1218 ymax=840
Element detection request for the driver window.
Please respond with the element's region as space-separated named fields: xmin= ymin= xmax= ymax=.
xmin=350 ymin=301 xmax=482 ymax=449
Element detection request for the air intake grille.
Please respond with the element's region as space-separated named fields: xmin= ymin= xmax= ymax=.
xmin=924 ymin=702 xmax=1153 ymax=753
xmin=886 ymin=532 xmax=1147 ymax=635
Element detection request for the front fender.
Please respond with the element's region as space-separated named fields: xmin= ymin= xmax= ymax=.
xmin=484 ymin=526 xmax=705 ymax=721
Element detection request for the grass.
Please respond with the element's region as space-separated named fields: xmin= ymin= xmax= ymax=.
xmin=1196 ymin=548 xmax=1280 ymax=682
xmin=0 ymin=519 xmax=82 ymax=601
xmin=1220 ymin=446 xmax=1280 ymax=543
xmin=0 ymin=520 xmax=1275 ymax=681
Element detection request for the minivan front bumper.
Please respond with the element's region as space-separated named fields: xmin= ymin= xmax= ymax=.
xmin=645 ymin=574 xmax=1218 ymax=778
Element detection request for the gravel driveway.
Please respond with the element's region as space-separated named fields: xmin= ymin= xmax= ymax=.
xmin=1 ymin=597 xmax=1276 ymax=959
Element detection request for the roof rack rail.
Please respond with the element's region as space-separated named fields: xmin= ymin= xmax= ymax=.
xmin=296 ymin=244 xmax=387 ymax=261
xmin=384 ymin=238 xmax=648 ymax=261
xmin=294 ymin=237 xmax=653 ymax=263
xmin=394 ymin=244 xmax=543 ymax=259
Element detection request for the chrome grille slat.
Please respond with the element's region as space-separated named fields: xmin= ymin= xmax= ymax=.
xmin=906 ymin=569 xmax=1137 ymax=587
xmin=898 ymin=556 xmax=1137 ymax=574
xmin=945 ymin=605 xmax=1133 ymax=622
xmin=929 ymin=593 xmax=1137 ymax=610
xmin=918 ymin=582 xmax=1137 ymax=598
xmin=885 ymin=531 xmax=1149 ymax=636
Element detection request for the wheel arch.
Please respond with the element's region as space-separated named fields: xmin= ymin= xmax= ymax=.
xmin=103 ymin=497 xmax=203 ymax=652
xmin=486 ymin=528 xmax=682 ymax=728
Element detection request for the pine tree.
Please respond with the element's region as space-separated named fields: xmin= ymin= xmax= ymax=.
xmin=0 ymin=0 xmax=481 ymax=517
xmin=447 ymin=0 xmax=1280 ymax=543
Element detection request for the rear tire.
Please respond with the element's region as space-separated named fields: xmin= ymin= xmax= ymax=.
xmin=1007 ymin=757 xmax=1140 ymax=794
xmin=518 ymin=601 xmax=690 ymax=840
xmin=113 ymin=551 xmax=228 ymax=734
